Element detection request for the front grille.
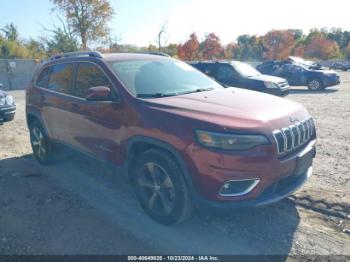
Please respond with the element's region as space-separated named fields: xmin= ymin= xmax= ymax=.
xmin=273 ymin=117 xmax=315 ymax=155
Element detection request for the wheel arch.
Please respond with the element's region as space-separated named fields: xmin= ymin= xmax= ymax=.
xmin=126 ymin=136 xmax=195 ymax=191
xmin=26 ymin=112 xmax=49 ymax=135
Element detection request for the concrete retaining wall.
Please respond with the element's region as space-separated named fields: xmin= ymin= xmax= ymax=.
xmin=0 ymin=59 xmax=41 ymax=90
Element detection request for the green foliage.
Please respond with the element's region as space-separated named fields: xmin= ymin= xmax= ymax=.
xmin=50 ymin=0 xmax=114 ymax=49
xmin=234 ymin=35 xmax=264 ymax=61
xmin=44 ymin=28 xmax=79 ymax=55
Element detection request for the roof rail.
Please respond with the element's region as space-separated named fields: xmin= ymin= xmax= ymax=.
xmin=49 ymin=51 xmax=103 ymax=61
xmin=137 ymin=51 xmax=171 ymax=57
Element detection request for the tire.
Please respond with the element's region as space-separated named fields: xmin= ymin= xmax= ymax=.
xmin=307 ymin=78 xmax=324 ymax=91
xmin=29 ymin=120 xmax=55 ymax=164
xmin=132 ymin=149 xmax=193 ymax=225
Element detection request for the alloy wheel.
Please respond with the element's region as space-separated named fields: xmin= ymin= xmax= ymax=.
xmin=31 ymin=127 xmax=47 ymax=159
xmin=309 ymin=80 xmax=320 ymax=90
xmin=136 ymin=162 xmax=176 ymax=216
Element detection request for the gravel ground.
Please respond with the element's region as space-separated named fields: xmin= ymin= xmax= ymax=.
xmin=0 ymin=73 xmax=349 ymax=255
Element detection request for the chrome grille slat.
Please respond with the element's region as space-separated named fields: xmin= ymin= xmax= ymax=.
xmin=273 ymin=117 xmax=315 ymax=156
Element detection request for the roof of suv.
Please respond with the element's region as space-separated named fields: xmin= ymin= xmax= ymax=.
xmin=46 ymin=52 xmax=170 ymax=65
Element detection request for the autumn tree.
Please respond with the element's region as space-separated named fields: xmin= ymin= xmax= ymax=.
xmin=224 ymin=42 xmax=236 ymax=59
xmin=201 ymin=33 xmax=223 ymax=60
xmin=177 ymin=33 xmax=200 ymax=60
xmin=304 ymin=34 xmax=341 ymax=60
xmin=263 ymin=30 xmax=296 ymax=60
xmin=50 ymin=0 xmax=114 ymax=49
xmin=292 ymin=44 xmax=305 ymax=57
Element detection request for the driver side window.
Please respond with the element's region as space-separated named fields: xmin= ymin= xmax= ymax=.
xmin=74 ymin=63 xmax=112 ymax=99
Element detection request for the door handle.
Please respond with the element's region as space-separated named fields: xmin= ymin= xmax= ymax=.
xmin=71 ymin=103 xmax=80 ymax=111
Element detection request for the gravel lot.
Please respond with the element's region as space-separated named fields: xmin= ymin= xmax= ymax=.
xmin=0 ymin=73 xmax=349 ymax=255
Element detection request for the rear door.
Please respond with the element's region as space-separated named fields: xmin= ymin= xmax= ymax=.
xmin=67 ymin=62 xmax=125 ymax=164
xmin=277 ymin=64 xmax=304 ymax=85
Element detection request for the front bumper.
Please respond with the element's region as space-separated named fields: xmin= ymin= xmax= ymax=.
xmin=195 ymin=166 xmax=312 ymax=209
xmin=324 ymin=76 xmax=340 ymax=87
xmin=265 ymin=88 xmax=289 ymax=97
xmin=186 ymin=139 xmax=316 ymax=207
xmin=0 ymin=105 xmax=16 ymax=123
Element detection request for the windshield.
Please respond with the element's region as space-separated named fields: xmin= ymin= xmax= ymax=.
xmin=109 ymin=59 xmax=222 ymax=98
xmin=289 ymin=56 xmax=320 ymax=68
xmin=231 ymin=61 xmax=261 ymax=77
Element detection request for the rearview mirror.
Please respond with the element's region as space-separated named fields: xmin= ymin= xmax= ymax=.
xmin=86 ymin=86 xmax=111 ymax=101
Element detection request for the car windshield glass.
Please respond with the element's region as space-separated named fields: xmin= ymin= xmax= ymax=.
xmin=231 ymin=61 xmax=261 ymax=77
xmin=289 ymin=56 xmax=319 ymax=68
xmin=109 ymin=59 xmax=223 ymax=98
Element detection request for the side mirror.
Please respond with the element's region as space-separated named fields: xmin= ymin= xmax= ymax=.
xmin=86 ymin=86 xmax=111 ymax=101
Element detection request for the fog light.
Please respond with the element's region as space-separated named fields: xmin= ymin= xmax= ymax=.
xmin=219 ymin=179 xmax=260 ymax=197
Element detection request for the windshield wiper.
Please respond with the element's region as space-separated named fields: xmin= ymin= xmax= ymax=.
xmin=136 ymin=92 xmax=178 ymax=98
xmin=137 ymin=88 xmax=215 ymax=98
xmin=177 ymin=87 xmax=215 ymax=95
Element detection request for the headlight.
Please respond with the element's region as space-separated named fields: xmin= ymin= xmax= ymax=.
xmin=5 ymin=95 xmax=14 ymax=105
xmin=264 ymin=81 xmax=279 ymax=89
xmin=195 ymin=130 xmax=269 ymax=150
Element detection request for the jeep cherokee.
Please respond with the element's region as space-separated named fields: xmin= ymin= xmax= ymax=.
xmin=26 ymin=52 xmax=316 ymax=225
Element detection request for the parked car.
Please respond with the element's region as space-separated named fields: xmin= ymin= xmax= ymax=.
xmin=329 ymin=61 xmax=350 ymax=71
xmin=257 ymin=59 xmax=340 ymax=91
xmin=0 ymin=83 xmax=16 ymax=125
xmin=26 ymin=51 xmax=316 ymax=225
xmin=189 ymin=61 xmax=289 ymax=96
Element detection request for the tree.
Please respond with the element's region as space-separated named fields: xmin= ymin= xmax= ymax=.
xmin=224 ymin=42 xmax=236 ymax=59
xmin=1 ymin=23 xmax=19 ymax=41
xmin=51 ymin=0 xmax=114 ymax=49
xmin=304 ymin=34 xmax=341 ymax=60
xmin=156 ymin=21 xmax=168 ymax=52
xmin=165 ymin=43 xmax=178 ymax=57
xmin=234 ymin=35 xmax=264 ymax=61
xmin=201 ymin=33 xmax=223 ymax=60
xmin=263 ymin=30 xmax=296 ymax=60
xmin=44 ymin=28 xmax=79 ymax=55
xmin=177 ymin=33 xmax=199 ymax=60
xmin=346 ymin=43 xmax=350 ymax=59
xmin=292 ymin=44 xmax=305 ymax=57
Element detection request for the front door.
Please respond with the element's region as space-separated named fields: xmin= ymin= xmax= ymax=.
xmin=67 ymin=62 xmax=126 ymax=165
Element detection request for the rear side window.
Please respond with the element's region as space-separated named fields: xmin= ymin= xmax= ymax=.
xmin=216 ymin=66 xmax=235 ymax=83
xmin=47 ymin=63 xmax=74 ymax=94
xmin=35 ymin=67 xmax=50 ymax=88
xmin=74 ymin=62 xmax=111 ymax=98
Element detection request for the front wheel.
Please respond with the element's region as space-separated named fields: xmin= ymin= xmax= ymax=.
xmin=132 ymin=149 xmax=193 ymax=225
xmin=307 ymin=78 xmax=324 ymax=91
xmin=29 ymin=121 xmax=55 ymax=164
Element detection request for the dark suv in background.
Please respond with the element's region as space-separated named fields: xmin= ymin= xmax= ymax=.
xmin=257 ymin=57 xmax=340 ymax=91
xmin=26 ymin=52 xmax=316 ymax=225
xmin=189 ymin=61 xmax=289 ymax=96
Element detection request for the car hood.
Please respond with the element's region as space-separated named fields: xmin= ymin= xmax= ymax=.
xmin=143 ymin=88 xmax=308 ymax=132
xmin=248 ymin=74 xmax=286 ymax=83
xmin=309 ymin=69 xmax=338 ymax=75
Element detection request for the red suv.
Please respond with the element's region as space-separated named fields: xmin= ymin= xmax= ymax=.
xmin=26 ymin=52 xmax=316 ymax=225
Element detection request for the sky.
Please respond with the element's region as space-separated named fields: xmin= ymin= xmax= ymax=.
xmin=1 ymin=0 xmax=350 ymax=46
